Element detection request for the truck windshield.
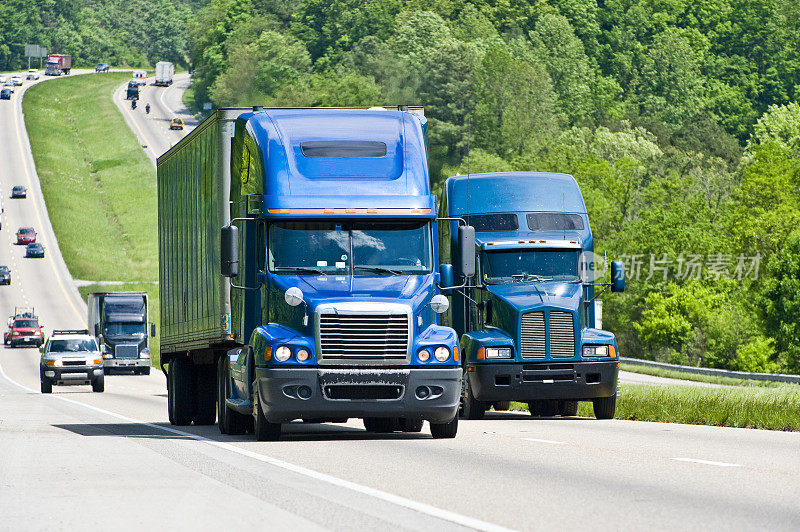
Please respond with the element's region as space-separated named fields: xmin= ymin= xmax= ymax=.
xmin=482 ymin=250 xmax=580 ymax=284
xmin=49 ymin=339 xmax=97 ymax=352
xmin=104 ymin=323 xmax=146 ymax=336
xmin=269 ymin=221 xmax=432 ymax=275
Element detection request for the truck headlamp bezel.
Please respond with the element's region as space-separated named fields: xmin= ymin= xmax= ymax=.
xmin=485 ymin=347 xmax=512 ymax=359
xmin=275 ymin=345 xmax=292 ymax=362
xmin=434 ymin=346 xmax=450 ymax=362
xmin=582 ymin=345 xmax=609 ymax=357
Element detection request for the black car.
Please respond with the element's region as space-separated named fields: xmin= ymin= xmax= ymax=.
xmin=0 ymin=88 xmax=10 ymax=100
xmin=25 ymin=243 xmax=44 ymax=258
xmin=0 ymin=266 xmax=10 ymax=285
xmin=11 ymin=185 xmax=26 ymax=198
xmin=95 ymin=63 xmax=110 ymax=72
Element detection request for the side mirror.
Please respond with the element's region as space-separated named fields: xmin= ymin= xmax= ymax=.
xmin=456 ymin=225 xmax=476 ymax=279
xmin=610 ymin=261 xmax=625 ymax=292
xmin=284 ymin=287 xmax=304 ymax=307
xmin=220 ymin=225 xmax=239 ymax=277
xmin=439 ymin=264 xmax=454 ymax=294
xmin=150 ymin=323 xmax=156 ymax=337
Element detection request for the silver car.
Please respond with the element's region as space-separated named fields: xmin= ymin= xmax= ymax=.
xmin=40 ymin=330 xmax=104 ymax=393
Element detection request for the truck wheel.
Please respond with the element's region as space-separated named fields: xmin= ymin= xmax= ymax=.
xmin=193 ymin=364 xmax=217 ymax=425
xmin=40 ymin=378 xmax=52 ymax=394
xmin=540 ymin=400 xmax=558 ymax=417
xmin=253 ymin=391 xmax=281 ymax=441
xmin=593 ymin=394 xmax=617 ymax=420
xmin=430 ymin=415 xmax=458 ymax=439
xmin=460 ymin=372 xmax=486 ymax=420
xmin=363 ymin=418 xmax=398 ymax=433
xmin=92 ymin=374 xmax=104 ymax=393
xmin=492 ymin=401 xmax=511 ymax=411
xmin=399 ymin=418 xmax=424 ymax=432
xmin=559 ymin=401 xmax=579 ymax=417
xmin=168 ymin=357 xmax=194 ymax=426
xmin=218 ymin=356 xmax=246 ymax=435
xmin=139 ymin=366 xmax=151 ymax=376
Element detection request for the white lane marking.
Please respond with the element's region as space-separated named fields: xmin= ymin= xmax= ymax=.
xmin=0 ymin=363 xmax=511 ymax=532
xmin=671 ymin=457 xmax=741 ymax=467
xmin=115 ymin=82 xmax=159 ymax=161
xmin=523 ymin=438 xmax=568 ymax=445
xmin=160 ymin=82 xmax=174 ymax=115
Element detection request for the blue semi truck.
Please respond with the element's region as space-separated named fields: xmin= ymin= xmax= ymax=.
xmin=157 ymin=107 xmax=463 ymax=440
xmin=439 ymin=172 xmax=625 ymax=419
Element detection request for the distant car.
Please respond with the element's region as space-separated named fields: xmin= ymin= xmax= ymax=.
xmin=11 ymin=75 xmax=22 ymax=86
xmin=0 ymin=266 xmax=10 ymax=285
xmin=170 ymin=117 xmax=184 ymax=130
xmin=11 ymin=185 xmax=26 ymax=198
xmin=40 ymin=329 xmax=104 ymax=393
xmin=0 ymin=88 xmax=10 ymax=100
xmin=16 ymin=227 xmax=36 ymax=245
xmin=26 ymin=69 xmax=40 ymax=80
xmin=0 ymin=76 xmax=7 ymax=83
xmin=95 ymin=63 xmax=110 ymax=72
xmin=3 ymin=82 xmax=14 ymax=93
xmin=26 ymin=243 xmax=45 ymax=258
xmin=5 ymin=316 xmax=43 ymax=347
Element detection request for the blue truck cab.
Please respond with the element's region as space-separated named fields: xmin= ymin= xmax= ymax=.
xmin=439 ymin=172 xmax=625 ymax=419
xmin=211 ymin=107 xmax=462 ymax=440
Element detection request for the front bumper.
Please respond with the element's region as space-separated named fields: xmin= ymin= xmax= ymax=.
xmin=41 ymin=365 xmax=103 ymax=385
xmin=468 ymin=360 xmax=618 ymax=402
xmin=11 ymin=336 xmax=42 ymax=346
xmin=254 ymin=367 xmax=462 ymax=424
xmin=104 ymin=358 xmax=150 ymax=369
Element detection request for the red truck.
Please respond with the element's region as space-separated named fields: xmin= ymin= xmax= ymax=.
xmin=45 ymin=54 xmax=71 ymax=76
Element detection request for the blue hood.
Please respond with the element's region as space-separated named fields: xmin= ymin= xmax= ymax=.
xmin=486 ymin=282 xmax=583 ymax=313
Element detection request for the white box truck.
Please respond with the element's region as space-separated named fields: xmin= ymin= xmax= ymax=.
xmin=154 ymin=61 xmax=174 ymax=87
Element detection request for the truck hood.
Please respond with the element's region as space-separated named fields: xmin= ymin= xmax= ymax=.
xmin=486 ymin=281 xmax=583 ymax=313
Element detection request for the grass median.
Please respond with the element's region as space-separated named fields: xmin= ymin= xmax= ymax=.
xmin=24 ymin=72 xmax=160 ymax=366
xmin=513 ymin=383 xmax=800 ymax=431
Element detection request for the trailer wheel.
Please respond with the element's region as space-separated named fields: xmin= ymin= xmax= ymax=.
xmin=593 ymin=394 xmax=617 ymax=420
xmin=430 ymin=415 xmax=458 ymax=439
xmin=492 ymin=401 xmax=511 ymax=411
xmin=559 ymin=400 xmax=579 ymax=417
xmin=193 ymin=364 xmax=217 ymax=425
xmin=253 ymin=390 xmax=281 ymax=441
xmin=168 ymin=357 xmax=194 ymax=426
xmin=459 ymin=372 xmax=486 ymax=420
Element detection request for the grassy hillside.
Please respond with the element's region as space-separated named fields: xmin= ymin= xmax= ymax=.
xmin=24 ymin=73 xmax=160 ymax=364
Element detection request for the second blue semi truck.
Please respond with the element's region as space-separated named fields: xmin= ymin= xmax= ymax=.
xmin=439 ymin=172 xmax=625 ymax=419
xmin=157 ymin=106 xmax=463 ymax=440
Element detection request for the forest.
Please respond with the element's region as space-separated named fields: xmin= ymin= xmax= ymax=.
xmin=4 ymin=0 xmax=800 ymax=373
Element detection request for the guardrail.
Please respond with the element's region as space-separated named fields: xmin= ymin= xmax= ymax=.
xmin=619 ymin=357 xmax=800 ymax=384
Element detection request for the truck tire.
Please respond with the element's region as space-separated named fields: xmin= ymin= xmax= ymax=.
xmin=559 ymin=400 xmax=579 ymax=417
xmin=253 ymin=390 xmax=281 ymax=441
xmin=363 ymin=418 xmax=398 ymax=433
xmin=399 ymin=418 xmax=424 ymax=432
xmin=193 ymin=364 xmax=217 ymax=425
xmin=92 ymin=374 xmax=104 ymax=393
xmin=40 ymin=377 xmax=52 ymax=394
xmin=218 ymin=356 xmax=247 ymax=435
xmin=493 ymin=401 xmax=511 ymax=411
xmin=139 ymin=366 xmax=151 ymax=376
xmin=168 ymin=357 xmax=194 ymax=426
xmin=540 ymin=400 xmax=558 ymax=417
xmin=527 ymin=401 xmax=541 ymax=417
xmin=430 ymin=415 xmax=458 ymax=439
xmin=593 ymin=393 xmax=617 ymax=420
xmin=460 ymin=372 xmax=486 ymax=420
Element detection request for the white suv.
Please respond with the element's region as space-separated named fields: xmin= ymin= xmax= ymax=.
xmin=40 ymin=330 xmax=104 ymax=393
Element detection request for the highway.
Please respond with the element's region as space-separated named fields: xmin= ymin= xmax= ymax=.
xmin=0 ymin=71 xmax=799 ymax=531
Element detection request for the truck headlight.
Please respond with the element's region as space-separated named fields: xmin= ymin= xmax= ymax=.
xmin=275 ymin=346 xmax=291 ymax=361
xmin=485 ymin=347 xmax=512 ymax=358
xmin=140 ymin=347 xmax=151 ymax=359
xmin=296 ymin=349 xmax=309 ymax=361
xmin=583 ymin=345 xmax=609 ymax=357
xmin=434 ymin=346 xmax=450 ymax=361
xmin=418 ymin=349 xmax=430 ymax=362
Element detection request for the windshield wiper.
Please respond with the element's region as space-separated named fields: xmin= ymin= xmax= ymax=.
xmin=354 ymin=266 xmax=402 ymax=275
xmin=511 ymin=273 xmax=553 ymax=283
xmin=273 ymin=266 xmax=329 ymax=275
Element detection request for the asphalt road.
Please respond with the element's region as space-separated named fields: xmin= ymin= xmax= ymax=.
xmin=1 ymin=71 xmax=799 ymax=531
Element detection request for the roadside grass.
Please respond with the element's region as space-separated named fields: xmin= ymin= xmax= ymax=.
xmin=23 ymin=72 xmax=156 ymax=282
xmin=620 ymin=362 xmax=780 ymax=387
xmin=25 ymin=73 xmax=159 ymax=368
xmin=511 ymin=383 xmax=800 ymax=431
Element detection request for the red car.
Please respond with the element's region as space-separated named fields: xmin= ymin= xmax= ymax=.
xmin=16 ymin=227 xmax=36 ymax=245
xmin=4 ymin=316 xmax=43 ymax=347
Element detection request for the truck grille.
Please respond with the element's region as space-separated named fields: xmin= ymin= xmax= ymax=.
xmin=318 ymin=313 xmax=409 ymax=362
xmin=520 ymin=312 xmax=546 ymax=358
xmin=549 ymin=311 xmax=575 ymax=357
xmin=520 ymin=311 xmax=575 ymax=358
xmin=115 ymin=344 xmax=139 ymax=359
